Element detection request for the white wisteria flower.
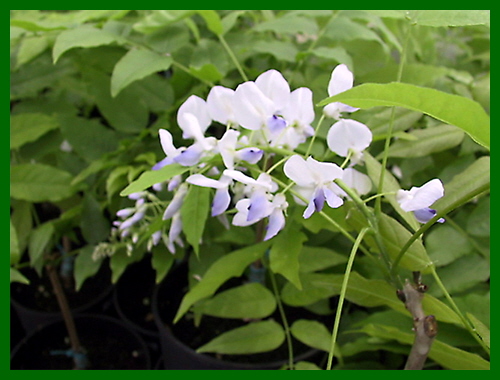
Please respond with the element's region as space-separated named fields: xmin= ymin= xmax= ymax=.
xmin=284 ymin=155 xmax=344 ymax=219
xmin=327 ymin=119 xmax=372 ymax=164
xmin=323 ymin=64 xmax=359 ymax=120
xmin=396 ymin=178 xmax=445 ymax=223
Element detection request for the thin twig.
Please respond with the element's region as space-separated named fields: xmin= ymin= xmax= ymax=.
xmin=46 ymin=251 xmax=87 ymax=369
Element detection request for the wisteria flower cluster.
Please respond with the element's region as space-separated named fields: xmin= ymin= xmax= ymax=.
xmin=112 ymin=64 xmax=445 ymax=254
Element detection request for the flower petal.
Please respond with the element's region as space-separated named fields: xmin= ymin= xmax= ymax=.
xmin=264 ymin=210 xmax=286 ymax=240
xmin=233 ymin=82 xmax=275 ymax=130
xmin=186 ymin=174 xmax=227 ymax=189
xmin=212 ymin=188 xmax=231 ymax=216
xmin=207 ymin=86 xmax=236 ymax=125
xmin=255 ymin=69 xmax=290 ymax=111
xmin=413 ymin=208 xmax=445 ymax=224
xmin=327 ymin=119 xmax=372 ymax=157
xmin=177 ymin=95 xmax=211 ymax=134
xmin=328 ymin=64 xmax=354 ymax=96
xmin=283 ymin=155 xmax=316 ymax=186
xmin=159 ymin=129 xmax=178 ymax=157
xmin=397 ymin=179 xmax=444 ymax=211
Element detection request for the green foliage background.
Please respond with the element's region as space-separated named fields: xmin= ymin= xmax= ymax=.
xmin=10 ymin=10 xmax=489 ymax=370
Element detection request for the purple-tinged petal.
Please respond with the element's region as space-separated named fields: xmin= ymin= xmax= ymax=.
xmin=397 ymin=179 xmax=444 ymax=212
xmin=303 ymin=199 xmax=317 ymax=219
xmin=116 ymin=207 xmax=135 ymax=219
xmin=323 ymin=187 xmax=344 ymax=209
xmin=174 ymin=145 xmax=203 ymax=166
xmin=212 ymin=188 xmax=231 ymax=216
xmin=413 ymin=208 xmax=445 ymax=224
xmin=236 ymin=148 xmax=264 ymax=164
xmin=264 ymin=210 xmax=286 ymax=240
xmin=159 ymin=129 xmax=178 ymax=157
xmin=233 ymin=82 xmax=275 ymax=130
xmin=267 ymin=115 xmax=287 ymax=134
xmin=186 ymin=174 xmax=228 ymax=189
xmin=163 ymin=184 xmax=188 ymax=220
xmin=247 ymin=193 xmax=272 ymax=222
xmin=152 ymin=157 xmax=172 ymax=170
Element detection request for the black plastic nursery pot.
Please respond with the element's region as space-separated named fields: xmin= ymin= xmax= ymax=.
xmin=152 ymin=263 xmax=320 ymax=370
xmin=10 ymin=264 xmax=114 ymax=335
xmin=10 ymin=314 xmax=151 ymax=370
xmin=112 ymin=258 xmax=161 ymax=362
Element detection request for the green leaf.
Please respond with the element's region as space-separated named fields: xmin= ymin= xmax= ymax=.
xmin=189 ymin=63 xmax=222 ymax=83
xmin=253 ymin=40 xmax=298 ymax=62
xmin=386 ymin=124 xmax=464 ymax=158
xmin=10 ymin=113 xmax=59 ymax=150
xmin=53 ymin=25 xmax=119 ymax=63
xmin=282 ymin=272 xmax=461 ymax=325
xmin=298 ymin=246 xmax=347 ymax=273
xmin=433 ymin=156 xmax=490 ymax=213
xmin=363 ymin=151 xmax=420 ymax=231
xmin=10 ymin=267 xmax=29 ymax=284
xmin=111 ymin=49 xmax=173 ymax=97
xmin=180 ymin=185 xmax=210 ymax=255
xmin=83 ymin=67 xmax=149 ymax=133
xmin=253 ymin=15 xmax=318 ymax=35
xmin=16 ymin=34 xmax=50 ymax=68
xmin=196 ymin=320 xmax=285 ymax=355
xmin=74 ymin=245 xmax=103 ymax=291
xmin=429 ymin=255 xmax=489 ymax=298
xmin=10 ymin=200 xmax=33 ymax=255
xmin=197 ymin=10 xmax=224 ymax=35
xmin=10 ymin=164 xmax=76 ymax=202
xmin=426 ymin=225 xmax=473 ymax=267
xmin=408 ymin=10 xmax=490 ymax=27
xmin=324 ymin=16 xmax=384 ymax=44
xmin=80 ymin=194 xmax=110 ymax=244
xmin=318 ymin=83 xmax=490 ymax=150
xmin=120 ymin=164 xmax=189 ymax=196
xmin=467 ymin=312 xmax=490 ymax=349
xmin=466 ymin=197 xmax=490 ymax=237
xmin=359 ymin=323 xmax=490 ymax=370
xmin=132 ymin=10 xmax=195 ymax=34
xmin=270 ymin=221 xmax=307 ymax=290
xmin=58 ymin=115 xmax=119 ymax=162
xmin=174 ymin=241 xmax=271 ymax=323
xmin=10 ymin=220 xmax=20 ymax=265
xmin=376 ymin=213 xmax=433 ymax=272
xmin=291 ymin=320 xmax=332 ymax=352
xmin=294 ymin=361 xmax=323 ymax=370
xmin=151 ymin=244 xmax=175 ymax=284
xmin=28 ymin=222 xmax=55 ymax=266
xmin=198 ymin=283 xmax=276 ymax=319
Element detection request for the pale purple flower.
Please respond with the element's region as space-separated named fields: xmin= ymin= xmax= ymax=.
xmin=186 ymin=174 xmax=232 ymax=216
xmin=207 ymin=86 xmax=237 ymax=126
xmin=396 ymin=179 xmax=445 ymax=223
xmin=284 ymin=155 xmax=344 ymax=219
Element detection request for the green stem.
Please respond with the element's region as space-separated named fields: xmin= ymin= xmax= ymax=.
xmin=304 ymin=114 xmax=325 ymax=158
xmin=269 ymin=268 xmax=295 ymax=370
xmin=218 ymin=34 xmax=248 ymax=82
xmin=326 ymin=227 xmax=369 ymax=370
xmin=334 ymin=179 xmax=399 ymax=287
xmin=375 ymin=22 xmax=412 ymax=217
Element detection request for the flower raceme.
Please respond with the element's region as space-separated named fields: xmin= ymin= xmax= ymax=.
xmin=118 ymin=64 xmax=400 ymax=253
